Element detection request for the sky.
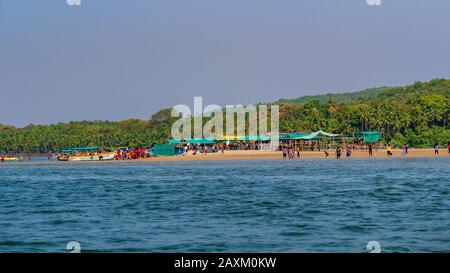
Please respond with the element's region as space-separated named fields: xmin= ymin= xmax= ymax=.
xmin=1 ymin=0 xmax=450 ymax=127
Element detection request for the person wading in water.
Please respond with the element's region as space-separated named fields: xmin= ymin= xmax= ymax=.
xmin=386 ymin=144 xmax=393 ymax=156
xmin=401 ymin=143 xmax=408 ymax=158
xmin=336 ymin=146 xmax=342 ymax=159
xmin=346 ymin=146 xmax=351 ymax=158
xmin=434 ymin=144 xmax=440 ymax=155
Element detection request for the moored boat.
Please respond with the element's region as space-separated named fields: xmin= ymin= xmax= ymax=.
xmin=1 ymin=157 xmax=19 ymax=161
xmin=66 ymin=152 xmax=116 ymax=161
xmin=57 ymin=146 xmax=116 ymax=162
xmin=56 ymin=155 xmax=69 ymax=161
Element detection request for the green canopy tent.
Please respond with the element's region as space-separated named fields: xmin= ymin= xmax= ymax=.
xmin=278 ymin=133 xmax=291 ymax=141
xmin=238 ymin=135 xmax=271 ymax=141
xmin=168 ymin=139 xmax=184 ymax=144
xmin=185 ymin=138 xmax=217 ymax=144
xmin=359 ymin=131 xmax=381 ymax=143
xmin=60 ymin=146 xmax=100 ymax=153
xmin=295 ymin=130 xmax=339 ymax=140
xmin=152 ymin=144 xmax=185 ymax=156
xmin=287 ymin=133 xmax=309 ymax=140
xmin=298 ymin=135 xmax=321 ymax=140
xmin=71 ymin=146 xmax=100 ymax=150
xmin=168 ymin=138 xmax=217 ymax=144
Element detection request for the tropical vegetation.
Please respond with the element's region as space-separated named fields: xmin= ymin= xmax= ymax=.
xmin=1 ymin=78 xmax=449 ymax=153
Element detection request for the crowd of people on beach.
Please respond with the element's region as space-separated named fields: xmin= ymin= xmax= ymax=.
xmin=53 ymin=147 xmax=154 ymax=161
xmin=384 ymin=142 xmax=450 ymax=157
xmin=115 ymin=147 xmax=150 ymax=160
xmin=183 ymin=143 xmax=225 ymax=155
xmin=2 ymin=141 xmax=450 ymax=162
xmin=279 ymin=141 xmax=450 ymax=160
xmin=281 ymin=145 xmax=300 ymax=159
xmin=280 ymin=141 xmax=361 ymax=160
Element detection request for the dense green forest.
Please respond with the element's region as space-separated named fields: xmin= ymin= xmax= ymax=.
xmin=1 ymin=78 xmax=449 ymax=153
xmin=278 ymin=86 xmax=391 ymax=104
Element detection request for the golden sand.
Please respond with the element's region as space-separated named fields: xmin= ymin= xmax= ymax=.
xmin=137 ymin=148 xmax=449 ymax=162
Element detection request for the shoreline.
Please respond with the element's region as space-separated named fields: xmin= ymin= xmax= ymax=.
xmin=137 ymin=148 xmax=449 ymax=162
xmin=2 ymin=149 xmax=448 ymax=164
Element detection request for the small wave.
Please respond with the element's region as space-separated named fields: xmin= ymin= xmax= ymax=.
xmin=340 ymin=225 xmax=366 ymax=232
xmin=279 ymin=231 xmax=309 ymax=237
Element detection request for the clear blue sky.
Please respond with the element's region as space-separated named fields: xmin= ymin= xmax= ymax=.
xmin=1 ymin=0 xmax=449 ymax=127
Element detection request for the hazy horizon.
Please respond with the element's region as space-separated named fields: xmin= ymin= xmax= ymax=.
xmin=2 ymin=0 xmax=450 ymax=127
xmin=0 ymin=77 xmax=442 ymax=128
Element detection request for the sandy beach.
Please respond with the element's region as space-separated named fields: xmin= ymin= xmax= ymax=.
xmin=138 ymin=148 xmax=450 ymax=162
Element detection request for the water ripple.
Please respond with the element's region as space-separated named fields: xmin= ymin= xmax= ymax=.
xmin=0 ymin=157 xmax=449 ymax=252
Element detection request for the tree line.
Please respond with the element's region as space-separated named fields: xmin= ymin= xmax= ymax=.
xmin=0 ymin=78 xmax=449 ymax=153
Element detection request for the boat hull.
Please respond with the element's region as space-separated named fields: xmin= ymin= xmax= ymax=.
xmin=1 ymin=157 xmax=19 ymax=161
xmin=67 ymin=152 xmax=116 ymax=161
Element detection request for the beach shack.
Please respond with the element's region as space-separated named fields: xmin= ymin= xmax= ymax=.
xmin=287 ymin=130 xmax=339 ymax=151
xmin=152 ymin=144 xmax=185 ymax=156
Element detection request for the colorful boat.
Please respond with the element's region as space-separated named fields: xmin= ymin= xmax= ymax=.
xmin=57 ymin=146 xmax=116 ymax=162
xmin=57 ymin=155 xmax=69 ymax=161
xmin=0 ymin=157 xmax=19 ymax=161
xmin=64 ymin=152 xmax=116 ymax=161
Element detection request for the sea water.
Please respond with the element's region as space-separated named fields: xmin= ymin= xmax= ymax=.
xmin=0 ymin=157 xmax=449 ymax=252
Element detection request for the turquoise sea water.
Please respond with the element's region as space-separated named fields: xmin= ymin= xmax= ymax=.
xmin=0 ymin=157 xmax=449 ymax=252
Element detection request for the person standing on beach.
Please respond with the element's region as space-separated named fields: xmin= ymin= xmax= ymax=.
xmin=386 ymin=144 xmax=392 ymax=156
xmin=368 ymin=143 xmax=373 ymax=157
xmin=346 ymin=146 xmax=351 ymax=158
xmin=282 ymin=146 xmax=287 ymax=159
xmin=336 ymin=146 xmax=342 ymax=159
xmin=434 ymin=144 xmax=440 ymax=155
xmin=447 ymin=142 xmax=450 ymax=154
xmin=401 ymin=143 xmax=407 ymax=157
